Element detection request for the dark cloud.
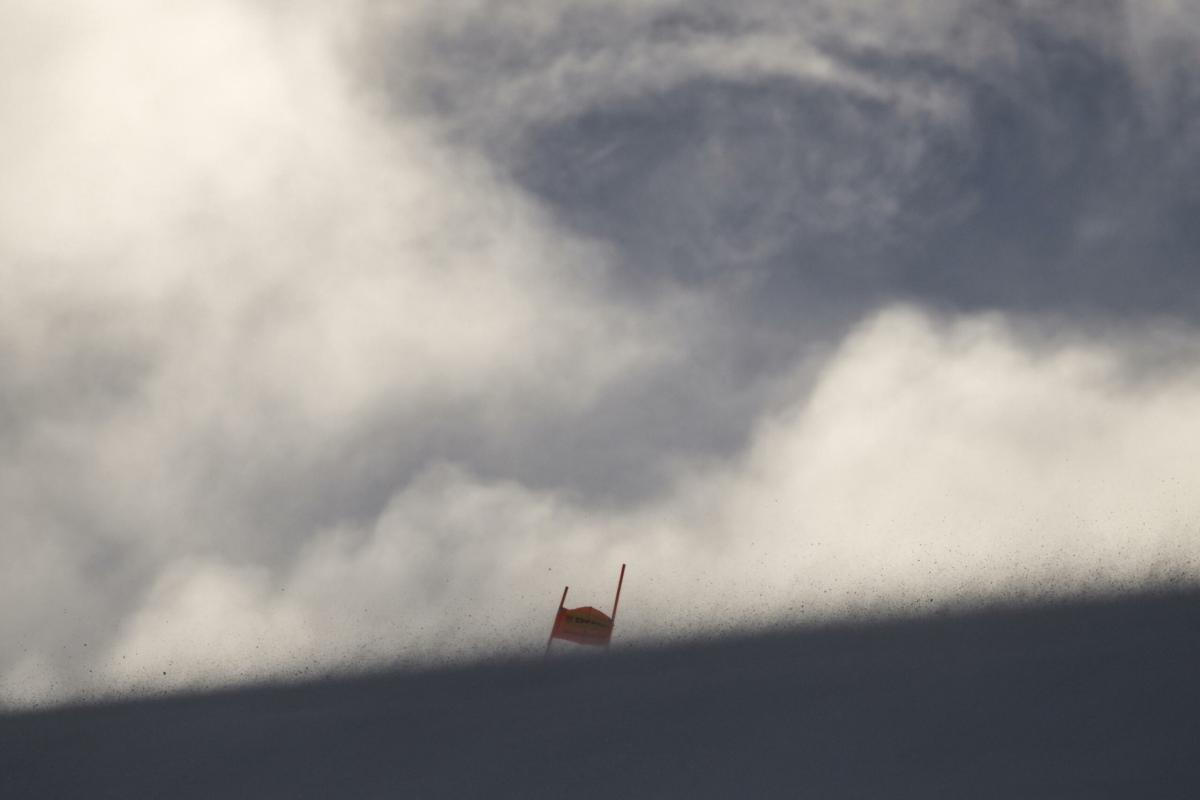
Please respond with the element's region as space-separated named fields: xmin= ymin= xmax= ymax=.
xmin=356 ymin=0 xmax=1200 ymax=509
xmin=390 ymin=1 xmax=1200 ymax=320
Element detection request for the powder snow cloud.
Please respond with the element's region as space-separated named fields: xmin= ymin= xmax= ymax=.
xmin=2 ymin=0 xmax=1199 ymax=705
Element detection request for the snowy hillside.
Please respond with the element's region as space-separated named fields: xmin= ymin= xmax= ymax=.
xmin=4 ymin=587 xmax=1199 ymax=799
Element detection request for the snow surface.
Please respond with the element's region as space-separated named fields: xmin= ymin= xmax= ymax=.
xmin=3 ymin=588 xmax=1199 ymax=798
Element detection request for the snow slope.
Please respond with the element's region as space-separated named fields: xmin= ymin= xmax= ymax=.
xmin=3 ymin=587 xmax=1199 ymax=798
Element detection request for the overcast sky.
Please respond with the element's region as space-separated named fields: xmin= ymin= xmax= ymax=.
xmin=3 ymin=0 xmax=1200 ymax=707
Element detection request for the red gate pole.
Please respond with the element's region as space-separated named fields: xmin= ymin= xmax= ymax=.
xmin=609 ymin=564 xmax=626 ymax=629
xmin=543 ymin=585 xmax=569 ymax=659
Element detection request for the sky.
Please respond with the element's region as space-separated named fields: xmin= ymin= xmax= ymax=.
xmin=2 ymin=0 xmax=1199 ymax=707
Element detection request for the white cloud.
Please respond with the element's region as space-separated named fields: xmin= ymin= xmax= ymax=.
xmin=0 ymin=0 xmax=672 ymax=705
xmin=102 ymin=560 xmax=316 ymax=693
xmin=32 ymin=306 xmax=1194 ymax=706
